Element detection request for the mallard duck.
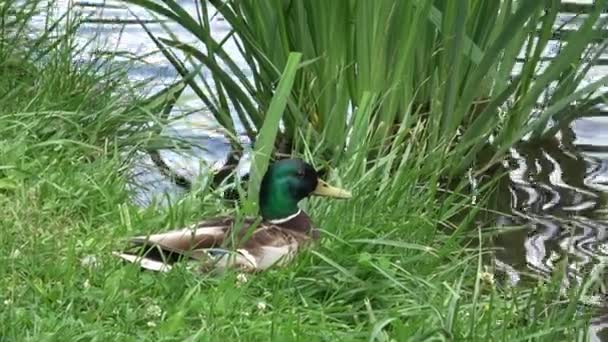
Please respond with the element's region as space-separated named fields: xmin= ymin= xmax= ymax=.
xmin=113 ymin=158 xmax=351 ymax=272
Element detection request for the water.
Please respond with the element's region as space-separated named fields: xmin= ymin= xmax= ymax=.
xmin=59 ymin=0 xmax=608 ymax=338
xmin=495 ymin=129 xmax=608 ymax=340
xmin=65 ymin=0 xmax=251 ymax=206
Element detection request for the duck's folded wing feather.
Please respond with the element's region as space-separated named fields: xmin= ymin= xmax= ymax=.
xmin=130 ymin=225 xmax=229 ymax=251
xmin=238 ymin=225 xmax=310 ymax=270
xmin=113 ymin=217 xmax=236 ymax=271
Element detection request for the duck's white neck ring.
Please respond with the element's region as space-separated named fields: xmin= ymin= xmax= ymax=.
xmin=268 ymin=209 xmax=301 ymax=224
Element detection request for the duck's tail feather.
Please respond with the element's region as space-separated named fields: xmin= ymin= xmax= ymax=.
xmin=112 ymin=238 xmax=241 ymax=273
xmin=112 ymin=251 xmax=174 ymax=272
xmin=112 ymin=224 xmax=231 ymax=272
xmin=112 ymin=237 xmax=205 ymax=271
xmin=113 ymin=242 xmax=260 ymax=273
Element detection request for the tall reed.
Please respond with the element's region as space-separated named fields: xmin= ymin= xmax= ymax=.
xmin=124 ymin=0 xmax=608 ymax=178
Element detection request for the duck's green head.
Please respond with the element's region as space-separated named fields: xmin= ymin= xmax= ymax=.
xmin=259 ymin=159 xmax=351 ymax=221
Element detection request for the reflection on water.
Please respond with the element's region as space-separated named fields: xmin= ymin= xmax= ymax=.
xmin=495 ymin=124 xmax=608 ymax=339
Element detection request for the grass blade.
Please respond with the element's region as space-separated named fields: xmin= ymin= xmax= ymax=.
xmin=247 ymin=52 xmax=302 ymax=207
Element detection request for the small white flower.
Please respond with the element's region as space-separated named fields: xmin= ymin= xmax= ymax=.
xmin=80 ymin=255 xmax=99 ymax=268
xmin=146 ymin=321 xmax=157 ymax=328
xmin=3 ymin=299 xmax=12 ymax=305
xmin=9 ymin=249 xmax=21 ymax=259
xmin=146 ymin=304 xmax=162 ymax=318
xmin=236 ymin=273 xmax=248 ymax=286
xmin=256 ymin=301 xmax=267 ymax=311
xmin=479 ymin=271 xmax=495 ymax=286
xmin=83 ymin=279 xmax=91 ymax=289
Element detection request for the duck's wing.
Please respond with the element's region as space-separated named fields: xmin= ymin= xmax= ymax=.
xmin=113 ymin=217 xmax=240 ymax=272
xmin=210 ymin=224 xmax=313 ymax=272
xmin=130 ymin=217 xmax=233 ymax=251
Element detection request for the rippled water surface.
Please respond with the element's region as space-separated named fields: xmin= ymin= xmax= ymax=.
xmin=496 ymin=126 xmax=608 ymax=340
xmin=56 ymin=0 xmax=608 ymax=339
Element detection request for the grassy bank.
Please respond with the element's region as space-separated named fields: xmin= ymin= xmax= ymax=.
xmin=0 ymin=107 xmax=595 ymax=341
xmin=0 ymin=2 xmax=599 ymax=342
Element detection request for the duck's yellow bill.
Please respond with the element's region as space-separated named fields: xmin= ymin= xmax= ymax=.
xmin=313 ymin=179 xmax=351 ymax=199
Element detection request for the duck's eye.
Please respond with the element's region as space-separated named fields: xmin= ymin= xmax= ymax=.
xmin=296 ymin=169 xmax=305 ymax=178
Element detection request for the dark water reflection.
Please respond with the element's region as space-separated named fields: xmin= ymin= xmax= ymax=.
xmin=493 ymin=120 xmax=608 ymax=340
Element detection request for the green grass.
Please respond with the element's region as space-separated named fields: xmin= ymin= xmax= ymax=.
xmin=0 ymin=1 xmax=603 ymax=341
